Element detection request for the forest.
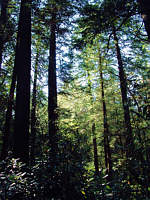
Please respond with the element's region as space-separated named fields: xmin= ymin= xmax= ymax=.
xmin=0 ymin=0 xmax=150 ymax=199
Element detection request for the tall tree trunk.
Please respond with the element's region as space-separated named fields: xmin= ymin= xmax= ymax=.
xmin=92 ymin=123 xmax=99 ymax=175
xmin=87 ymin=71 xmax=99 ymax=175
xmin=138 ymin=0 xmax=150 ymax=40
xmin=1 ymin=64 xmax=16 ymax=159
xmin=0 ymin=0 xmax=9 ymax=74
xmin=48 ymin=12 xmax=58 ymax=160
xmin=98 ymin=48 xmax=112 ymax=179
xmin=113 ymin=27 xmax=134 ymax=159
xmin=14 ymin=0 xmax=31 ymax=163
xmin=30 ymin=50 xmax=39 ymax=165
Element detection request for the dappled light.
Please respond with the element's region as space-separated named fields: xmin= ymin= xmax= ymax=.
xmin=0 ymin=0 xmax=150 ymax=199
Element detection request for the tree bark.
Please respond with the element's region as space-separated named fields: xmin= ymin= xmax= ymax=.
xmin=138 ymin=0 xmax=150 ymax=40
xmin=14 ymin=0 xmax=31 ymax=163
xmin=0 ymin=0 xmax=9 ymax=74
xmin=30 ymin=50 xmax=39 ymax=165
xmin=92 ymin=123 xmax=99 ymax=175
xmin=48 ymin=12 xmax=58 ymax=160
xmin=113 ymin=27 xmax=134 ymax=159
xmin=98 ymin=48 xmax=112 ymax=179
xmin=1 ymin=63 xmax=16 ymax=159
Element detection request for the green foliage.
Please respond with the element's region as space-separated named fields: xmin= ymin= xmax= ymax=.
xmin=0 ymin=135 xmax=88 ymax=200
xmin=0 ymin=0 xmax=150 ymax=199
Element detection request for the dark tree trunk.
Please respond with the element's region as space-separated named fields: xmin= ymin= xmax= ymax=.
xmin=0 ymin=0 xmax=9 ymax=74
xmin=99 ymin=49 xmax=112 ymax=179
xmin=92 ymin=123 xmax=99 ymax=175
xmin=138 ymin=0 xmax=150 ymax=40
xmin=30 ymin=50 xmax=39 ymax=165
xmin=14 ymin=0 xmax=31 ymax=163
xmin=113 ymin=27 xmax=134 ymax=159
xmin=1 ymin=64 xmax=17 ymax=159
xmin=48 ymin=12 xmax=58 ymax=159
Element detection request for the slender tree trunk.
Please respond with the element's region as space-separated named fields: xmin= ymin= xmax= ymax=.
xmin=86 ymin=71 xmax=99 ymax=175
xmin=98 ymin=49 xmax=112 ymax=179
xmin=1 ymin=64 xmax=16 ymax=159
xmin=0 ymin=0 xmax=9 ymax=74
xmin=14 ymin=0 xmax=31 ymax=163
xmin=138 ymin=0 xmax=150 ymax=40
xmin=48 ymin=12 xmax=58 ymax=160
xmin=30 ymin=50 xmax=39 ymax=165
xmin=92 ymin=123 xmax=99 ymax=175
xmin=113 ymin=27 xmax=134 ymax=159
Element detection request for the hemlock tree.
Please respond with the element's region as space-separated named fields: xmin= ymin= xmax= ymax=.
xmin=112 ymin=27 xmax=134 ymax=159
xmin=1 ymin=59 xmax=17 ymax=159
xmin=86 ymin=68 xmax=99 ymax=175
xmin=98 ymin=46 xmax=112 ymax=179
xmin=0 ymin=0 xmax=9 ymax=74
xmin=76 ymin=0 xmax=136 ymax=159
xmin=30 ymin=48 xmax=39 ymax=165
xmin=46 ymin=0 xmax=74 ymax=161
xmin=13 ymin=0 xmax=32 ymax=163
xmin=48 ymin=3 xmax=58 ymax=159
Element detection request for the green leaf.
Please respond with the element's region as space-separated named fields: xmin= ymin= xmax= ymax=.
xmin=106 ymin=185 xmax=111 ymax=190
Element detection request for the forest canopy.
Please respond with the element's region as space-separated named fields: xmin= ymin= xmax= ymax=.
xmin=0 ymin=0 xmax=150 ymax=199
